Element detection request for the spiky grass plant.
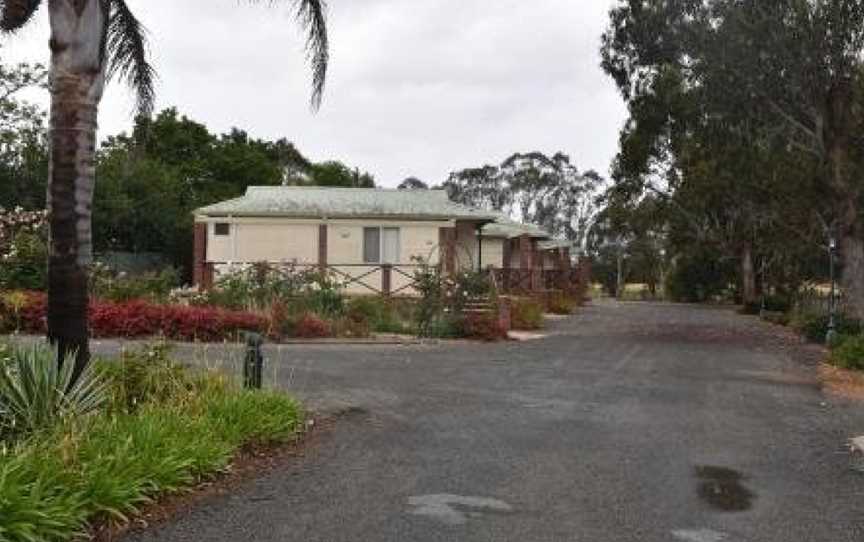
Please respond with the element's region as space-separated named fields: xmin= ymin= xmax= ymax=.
xmin=0 ymin=345 xmax=106 ymax=439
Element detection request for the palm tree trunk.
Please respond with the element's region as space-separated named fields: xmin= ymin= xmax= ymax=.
xmin=46 ymin=0 xmax=107 ymax=378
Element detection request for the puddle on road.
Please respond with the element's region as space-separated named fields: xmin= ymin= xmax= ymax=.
xmin=694 ymin=466 xmax=755 ymax=512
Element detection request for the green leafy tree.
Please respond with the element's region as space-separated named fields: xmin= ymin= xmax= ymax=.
xmin=0 ymin=58 xmax=48 ymax=210
xmin=0 ymin=0 xmax=329 ymax=377
xmin=445 ymin=152 xmax=604 ymax=249
xmin=398 ymin=177 xmax=428 ymax=189
xmin=600 ymin=0 xmax=847 ymax=306
xmin=305 ymin=160 xmax=375 ymax=187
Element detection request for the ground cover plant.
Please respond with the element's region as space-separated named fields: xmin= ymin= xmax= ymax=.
xmin=830 ymin=335 xmax=864 ymax=371
xmin=0 ymin=343 xmax=304 ymax=542
xmin=510 ymin=298 xmax=545 ymax=330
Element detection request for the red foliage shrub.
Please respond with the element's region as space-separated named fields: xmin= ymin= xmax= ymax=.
xmin=462 ymin=312 xmax=508 ymax=342
xmin=293 ymin=313 xmax=331 ymax=339
xmin=2 ymin=292 xmax=266 ymax=342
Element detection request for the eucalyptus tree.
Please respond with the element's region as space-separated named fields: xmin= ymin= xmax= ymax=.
xmin=0 ymin=0 xmax=329 ymax=377
xmin=602 ymin=0 xmax=864 ymax=315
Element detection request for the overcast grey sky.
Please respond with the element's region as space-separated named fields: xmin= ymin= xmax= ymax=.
xmin=1 ymin=0 xmax=626 ymax=187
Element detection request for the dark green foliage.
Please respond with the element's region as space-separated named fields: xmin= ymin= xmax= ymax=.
xmin=0 ymin=61 xmax=48 ymax=211
xmin=760 ymin=311 xmax=789 ymax=326
xmin=0 ymin=231 xmax=47 ymax=290
xmin=666 ymin=249 xmax=736 ymax=303
xmin=89 ymin=265 xmax=180 ymax=303
xmin=94 ymin=109 xmax=374 ymax=281
xmin=306 ymin=160 xmax=375 ymax=187
xmin=830 ymin=335 xmax=864 ymax=371
xmin=794 ymin=313 xmax=862 ymax=344
xmin=741 ymin=294 xmax=794 ymax=316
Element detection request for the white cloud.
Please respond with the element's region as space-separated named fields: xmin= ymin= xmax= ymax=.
xmin=0 ymin=0 xmax=626 ymax=186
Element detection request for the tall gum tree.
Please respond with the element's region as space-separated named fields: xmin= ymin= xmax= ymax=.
xmin=602 ymin=0 xmax=864 ymax=313
xmin=0 ymin=0 xmax=329 ymax=378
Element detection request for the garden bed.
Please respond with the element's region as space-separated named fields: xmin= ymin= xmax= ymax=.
xmin=0 ymin=343 xmax=306 ymax=542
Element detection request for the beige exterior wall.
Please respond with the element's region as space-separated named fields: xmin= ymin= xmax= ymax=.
xmin=326 ymin=220 xmax=445 ymax=265
xmin=202 ymin=218 xmax=319 ymax=264
xmin=328 ymin=220 xmax=445 ymax=295
xmin=197 ymin=216 xmax=451 ymax=295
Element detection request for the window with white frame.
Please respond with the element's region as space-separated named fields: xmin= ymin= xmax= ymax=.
xmin=363 ymin=227 xmax=400 ymax=264
xmin=214 ymin=223 xmax=231 ymax=236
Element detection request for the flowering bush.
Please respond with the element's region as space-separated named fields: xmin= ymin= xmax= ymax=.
xmin=0 ymin=206 xmax=47 ymax=251
xmin=412 ymin=258 xmax=496 ymax=338
xmin=89 ymin=263 xmax=180 ymax=303
xmin=0 ymin=292 xmax=265 ymax=341
xmin=210 ymin=262 xmax=331 ymax=311
xmin=0 ymin=207 xmax=48 ymax=291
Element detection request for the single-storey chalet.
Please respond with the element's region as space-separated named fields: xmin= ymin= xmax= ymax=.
xmin=193 ymin=187 xmax=580 ymax=295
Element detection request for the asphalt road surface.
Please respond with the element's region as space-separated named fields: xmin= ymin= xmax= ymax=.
xmin=118 ymin=300 xmax=864 ymax=542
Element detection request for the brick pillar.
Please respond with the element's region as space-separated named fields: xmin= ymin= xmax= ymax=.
xmin=560 ymin=248 xmax=572 ymax=292
xmin=382 ymin=264 xmax=392 ymax=296
xmin=318 ymin=224 xmax=328 ymax=272
xmin=439 ymin=227 xmax=456 ymax=275
xmin=193 ymin=222 xmax=210 ymax=288
xmin=502 ymin=238 xmax=513 ymax=293
xmin=518 ymin=235 xmax=538 ymax=291
xmin=518 ymin=235 xmax=533 ymax=269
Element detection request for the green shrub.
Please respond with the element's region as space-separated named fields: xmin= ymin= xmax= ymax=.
xmin=425 ymin=316 xmax=463 ymax=339
xmin=95 ymin=343 xmax=193 ymax=414
xmin=345 ymin=297 xmax=412 ymax=334
xmin=511 ymin=298 xmax=545 ymax=330
xmin=666 ymin=248 xmax=736 ymax=303
xmin=0 ymin=346 xmax=106 ymax=441
xmin=89 ymin=263 xmax=180 ymax=303
xmin=793 ymin=313 xmax=862 ymax=344
xmin=830 ymin=334 xmax=864 ymax=371
xmin=546 ymin=293 xmax=576 ymax=315
xmin=0 ymin=232 xmax=48 ymax=291
xmin=760 ymin=310 xmax=790 ymax=326
xmin=346 ymin=296 xmax=385 ymax=323
xmin=330 ymin=316 xmax=371 ymax=338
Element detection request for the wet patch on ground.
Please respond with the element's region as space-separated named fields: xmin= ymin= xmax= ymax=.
xmin=694 ymin=465 xmax=755 ymax=512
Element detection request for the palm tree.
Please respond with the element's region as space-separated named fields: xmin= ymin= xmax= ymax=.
xmin=0 ymin=0 xmax=329 ymax=379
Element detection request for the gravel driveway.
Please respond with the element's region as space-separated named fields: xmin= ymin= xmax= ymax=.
xmin=105 ymin=300 xmax=864 ymax=541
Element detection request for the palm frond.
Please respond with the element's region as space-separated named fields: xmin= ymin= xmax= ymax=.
xmin=106 ymin=0 xmax=156 ymax=117
xmin=248 ymin=0 xmax=330 ymax=110
xmin=0 ymin=0 xmax=43 ymax=32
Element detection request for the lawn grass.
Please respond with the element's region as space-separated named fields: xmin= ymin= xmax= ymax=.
xmin=0 ymin=369 xmax=303 ymax=542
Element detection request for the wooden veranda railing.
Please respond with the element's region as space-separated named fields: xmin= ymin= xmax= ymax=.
xmin=206 ymin=261 xmax=590 ymax=298
xmin=209 ymin=262 xmax=426 ymax=297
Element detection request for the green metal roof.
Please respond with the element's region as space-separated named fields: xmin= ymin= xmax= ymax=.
xmin=194 ymin=187 xmax=498 ymax=221
xmin=481 ymin=213 xmax=551 ymax=239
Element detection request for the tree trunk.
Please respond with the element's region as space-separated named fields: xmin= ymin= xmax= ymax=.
xmin=839 ymin=195 xmax=864 ymax=320
xmin=740 ymin=243 xmax=757 ymax=306
xmin=825 ymin=78 xmax=863 ymax=320
xmin=46 ymin=0 xmax=107 ymax=379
